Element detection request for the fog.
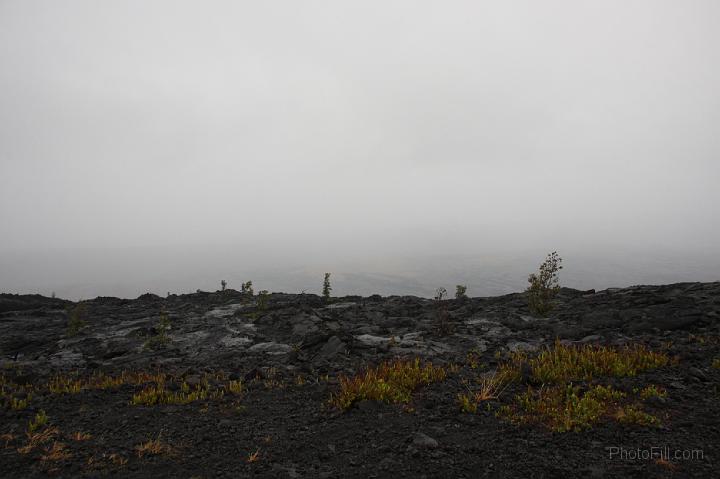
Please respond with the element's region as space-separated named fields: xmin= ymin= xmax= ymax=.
xmin=1 ymin=1 xmax=719 ymax=300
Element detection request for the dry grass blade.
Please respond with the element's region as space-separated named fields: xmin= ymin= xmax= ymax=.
xmin=135 ymin=433 xmax=173 ymax=458
xmin=247 ymin=448 xmax=261 ymax=463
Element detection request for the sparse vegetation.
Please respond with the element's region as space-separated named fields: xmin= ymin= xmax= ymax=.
xmin=257 ymin=290 xmax=270 ymax=310
xmin=493 ymin=340 xmax=672 ymax=432
xmin=9 ymin=396 xmax=29 ymax=410
xmin=241 ymin=281 xmax=254 ymax=297
xmin=636 ymin=385 xmax=667 ymax=400
xmin=227 ymin=380 xmax=243 ymax=395
xmin=457 ymin=372 xmax=506 ymax=413
xmin=499 ymin=340 xmax=671 ymax=385
xmin=331 ymin=358 xmax=447 ymax=410
xmin=17 ymin=426 xmax=59 ymax=455
xmin=144 ymin=311 xmax=171 ymax=350
xmin=1 ymin=374 xmax=32 ymax=410
xmin=40 ymin=441 xmax=72 ymax=462
xmin=322 ymin=273 xmax=332 ymax=301
xmin=135 ymin=434 xmax=173 ymax=458
xmin=457 ymin=392 xmax=478 ymax=413
xmin=504 ymin=384 xmax=626 ymax=432
xmin=66 ymin=302 xmax=87 ymax=336
xmin=455 ymin=285 xmax=467 ymax=300
xmin=28 ymin=410 xmax=49 ymax=434
xmin=220 ymin=280 xmax=227 ymax=291
xmin=49 ymin=371 xmax=167 ymax=395
xmin=434 ymin=287 xmax=453 ymax=335
xmin=71 ymin=431 xmax=92 ymax=441
xmin=526 ymin=251 xmax=562 ymax=316
xmin=131 ymin=379 xmax=224 ymax=406
xmin=615 ymin=404 xmax=660 ymax=426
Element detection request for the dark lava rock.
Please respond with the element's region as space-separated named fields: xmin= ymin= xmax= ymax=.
xmin=0 ymin=282 xmax=718 ymax=479
xmin=411 ymin=432 xmax=439 ymax=449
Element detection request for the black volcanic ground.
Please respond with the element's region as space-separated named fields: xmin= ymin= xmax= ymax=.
xmin=1 ymin=282 xmax=719 ymax=478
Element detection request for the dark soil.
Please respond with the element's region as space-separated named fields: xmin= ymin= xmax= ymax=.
xmin=1 ymin=282 xmax=719 ymax=478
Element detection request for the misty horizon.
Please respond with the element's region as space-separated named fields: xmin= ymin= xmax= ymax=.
xmin=1 ymin=1 xmax=719 ymax=300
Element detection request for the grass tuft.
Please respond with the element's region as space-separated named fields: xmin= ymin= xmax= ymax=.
xmin=635 ymin=385 xmax=667 ymax=400
xmin=502 ymin=384 xmax=626 ymax=432
xmin=501 ymin=340 xmax=670 ymax=385
xmin=457 ymin=372 xmax=507 ymax=413
xmin=330 ymin=358 xmax=446 ymax=410
xmin=615 ymin=405 xmax=660 ymax=426
xmin=40 ymin=441 xmax=72 ymax=462
xmin=135 ymin=434 xmax=173 ymax=458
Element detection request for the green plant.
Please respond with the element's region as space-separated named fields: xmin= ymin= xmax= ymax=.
xmin=615 ymin=405 xmax=660 ymax=426
xmin=322 ymin=273 xmax=332 ymax=301
xmin=131 ymin=382 xmax=223 ymax=406
xmin=144 ymin=311 xmax=171 ymax=350
xmin=509 ymin=384 xmax=626 ymax=432
xmin=66 ymin=302 xmax=87 ymax=336
xmin=241 ymin=281 xmax=253 ymax=297
xmin=1 ymin=374 xmax=32 ymax=410
xmin=227 ymin=380 xmax=243 ymax=395
xmin=434 ymin=287 xmax=452 ymax=335
xmin=500 ymin=340 xmax=670 ymax=385
xmin=10 ymin=396 xmax=30 ymax=410
xmin=257 ymin=290 xmax=269 ymax=311
xmin=220 ymin=280 xmax=227 ymax=291
xmin=330 ymin=358 xmax=446 ymax=410
xmin=635 ymin=385 xmax=667 ymax=400
xmin=457 ymin=392 xmax=477 ymax=413
xmin=455 ymin=285 xmax=467 ymax=300
xmin=526 ymin=251 xmax=563 ymax=315
xmin=28 ymin=410 xmax=49 ymax=434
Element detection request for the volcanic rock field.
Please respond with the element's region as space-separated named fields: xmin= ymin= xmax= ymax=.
xmin=1 ymin=282 xmax=719 ymax=478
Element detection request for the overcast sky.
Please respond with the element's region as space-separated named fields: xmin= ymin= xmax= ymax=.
xmin=1 ymin=1 xmax=718 ymax=298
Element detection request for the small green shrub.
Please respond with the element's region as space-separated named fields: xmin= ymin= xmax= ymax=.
xmin=66 ymin=302 xmax=87 ymax=336
xmin=28 ymin=410 xmax=49 ymax=434
xmin=330 ymin=358 xmax=446 ymax=410
xmin=257 ymin=290 xmax=269 ymax=311
xmin=322 ymin=273 xmax=332 ymax=301
xmin=144 ymin=311 xmax=171 ymax=350
xmin=526 ymin=251 xmax=562 ymax=316
xmin=455 ymin=285 xmax=467 ymax=300
xmin=508 ymin=384 xmax=625 ymax=432
xmin=457 ymin=392 xmax=477 ymax=413
xmin=499 ymin=340 xmax=670 ymax=385
xmin=241 ymin=281 xmax=253 ymax=297
xmin=220 ymin=280 xmax=227 ymax=291
xmin=635 ymin=385 xmax=667 ymax=400
xmin=615 ymin=405 xmax=660 ymax=426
